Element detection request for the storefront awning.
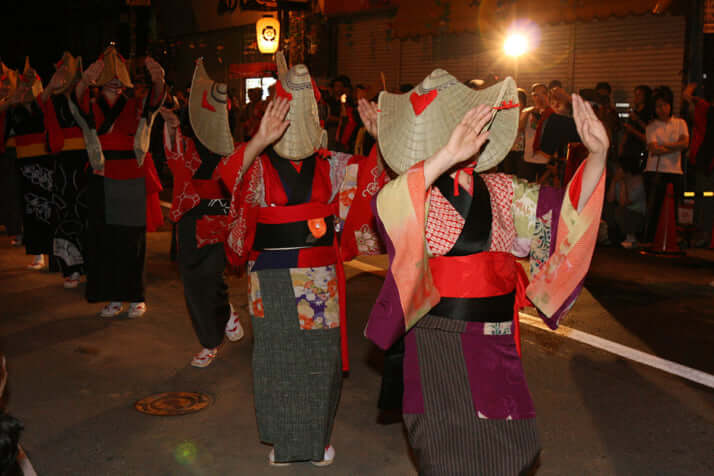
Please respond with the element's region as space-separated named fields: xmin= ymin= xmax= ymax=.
xmin=391 ymin=0 xmax=678 ymax=38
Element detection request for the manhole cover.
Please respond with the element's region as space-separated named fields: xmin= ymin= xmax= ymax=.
xmin=135 ymin=392 xmax=211 ymax=416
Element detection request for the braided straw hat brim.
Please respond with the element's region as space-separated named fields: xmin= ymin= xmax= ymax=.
xmin=0 ymin=63 xmax=18 ymax=98
xmin=273 ymin=58 xmax=326 ymax=161
xmin=21 ymin=57 xmax=43 ymax=103
xmin=96 ymin=47 xmax=133 ymax=89
xmin=55 ymin=52 xmax=82 ymax=95
xmin=378 ymin=70 xmax=519 ymax=175
xmin=188 ymin=58 xmax=235 ymax=157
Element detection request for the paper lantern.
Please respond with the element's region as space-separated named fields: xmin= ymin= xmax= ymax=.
xmin=256 ymin=17 xmax=280 ymax=54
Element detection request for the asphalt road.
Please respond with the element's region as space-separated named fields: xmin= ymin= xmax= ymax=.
xmin=1 ymin=232 xmax=712 ymax=475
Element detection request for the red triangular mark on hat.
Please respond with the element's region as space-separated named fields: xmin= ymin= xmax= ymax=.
xmin=202 ymin=90 xmax=216 ymax=112
xmin=410 ymin=90 xmax=438 ymax=116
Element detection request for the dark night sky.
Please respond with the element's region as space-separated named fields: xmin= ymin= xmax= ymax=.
xmin=0 ymin=0 xmax=146 ymax=81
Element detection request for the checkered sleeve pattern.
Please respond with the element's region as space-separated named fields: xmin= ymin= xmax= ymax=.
xmin=482 ymin=173 xmax=515 ymax=253
xmin=425 ymin=187 xmax=465 ymax=256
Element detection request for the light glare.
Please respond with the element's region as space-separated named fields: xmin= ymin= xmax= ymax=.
xmin=504 ymin=33 xmax=528 ymax=57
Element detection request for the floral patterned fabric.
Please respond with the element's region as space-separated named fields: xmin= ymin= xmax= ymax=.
xmin=248 ymin=268 xmax=265 ymax=318
xmin=367 ymin=161 xmax=603 ymax=348
xmin=290 ymin=265 xmax=340 ymax=330
xmin=164 ymin=127 xmax=231 ymax=246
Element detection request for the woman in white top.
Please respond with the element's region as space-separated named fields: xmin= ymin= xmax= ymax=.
xmin=644 ymin=86 xmax=689 ymax=241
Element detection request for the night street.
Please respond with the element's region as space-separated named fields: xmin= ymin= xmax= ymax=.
xmin=1 ymin=231 xmax=712 ymax=475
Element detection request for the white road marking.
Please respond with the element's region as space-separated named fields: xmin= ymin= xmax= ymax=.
xmin=345 ymin=259 xmax=714 ymax=389
xmin=519 ymin=312 xmax=714 ymax=389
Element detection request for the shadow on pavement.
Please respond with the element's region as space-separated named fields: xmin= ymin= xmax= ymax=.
xmin=570 ymin=353 xmax=714 ymax=475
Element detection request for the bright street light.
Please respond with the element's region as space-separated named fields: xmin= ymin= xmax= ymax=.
xmin=504 ymin=32 xmax=529 ymax=57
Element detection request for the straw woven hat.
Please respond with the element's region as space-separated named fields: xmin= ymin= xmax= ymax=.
xmin=96 ymin=46 xmax=133 ymax=88
xmin=377 ymin=69 xmax=519 ymax=175
xmin=54 ymin=52 xmax=83 ymax=95
xmin=20 ymin=57 xmax=43 ymax=103
xmin=0 ymin=63 xmax=18 ymax=98
xmin=272 ymin=52 xmax=327 ymax=161
xmin=188 ymin=58 xmax=235 ymax=157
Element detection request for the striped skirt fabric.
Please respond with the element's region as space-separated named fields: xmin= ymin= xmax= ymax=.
xmin=403 ymin=315 xmax=541 ymax=476
xmin=251 ymin=268 xmax=342 ymax=463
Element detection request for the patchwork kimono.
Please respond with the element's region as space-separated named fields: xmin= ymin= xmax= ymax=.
xmin=221 ymin=144 xmax=385 ymax=463
xmin=164 ymin=126 xmax=233 ymax=350
xmin=72 ymin=89 xmax=164 ymax=303
xmin=8 ymin=101 xmax=55 ymax=257
xmin=366 ymin=160 xmax=605 ymax=475
xmin=38 ymin=94 xmax=91 ymax=277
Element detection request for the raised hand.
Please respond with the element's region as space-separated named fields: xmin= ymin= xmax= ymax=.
xmin=253 ymin=97 xmax=291 ymax=149
xmin=357 ymin=98 xmax=379 ymax=139
xmin=46 ymin=70 xmax=67 ymax=95
xmin=83 ymin=59 xmax=104 ymax=86
xmin=444 ymin=104 xmax=493 ymax=166
xmin=159 ymin=106 xmax=180 ymax=129
xmin=423 ymin=104 xmax=493 ymax=186
xmin=145 ymin=57 xmax=165 ymax=85
xmin=572 ymin=94 xmax=608 ymax=158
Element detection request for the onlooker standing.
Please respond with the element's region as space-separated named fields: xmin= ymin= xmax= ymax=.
xmin=595 ymin=81 xmax=621 ymax=160
xmin=518 ymin=83 xmax=551 ymax=181
xmin=534 ymin=87 xmax=581 ymax=187
xmin=327 ymin=75 xmax=350 ymax=150
xmin=644 ymin=86 xmax=689 ymax=241
xmin=620 ymin=85 xmax=653 ymax=169
xmin=683 ymin=82 xmax=714 ymax=246
xmin=604 ymin=155 xmax=647 ymax=248
xmin=500 ymin=88 xmax=528 ymax=174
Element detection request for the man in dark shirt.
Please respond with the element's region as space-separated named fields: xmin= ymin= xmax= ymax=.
xmin=536 ymin=88 xmax=581 ymax=187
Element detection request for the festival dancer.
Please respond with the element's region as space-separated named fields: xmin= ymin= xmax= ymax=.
xmin=159 ymin=59 xmax=245 ymax=368
xmin=364 ymin=70 xmax=607 ymax=475
xmin=2 ymin=58 xmax=52 ymax=270
xmin=0 ymin=63 xmax=23 ymax=247
xmin=220 ymin=52 xmax=385 ymax=467
xmin=37 ymin=52 xmax=91 ymax=288
xmin=72 ymin=45 xmax=165 ymax=318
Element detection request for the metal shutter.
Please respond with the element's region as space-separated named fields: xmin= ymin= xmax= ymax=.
xmin=337 ymin=15 xmax=401 ymax=91
xmin=509 ymin=23 xmax=574 ymax=92
xmin=398 ymin=23 xmax=573 ymax=88
xmin=572 ymin=15 xmax=686 ymax=112
xmin=399 ymin=35 xmax=433 ymax=85
xmin=399 ymin=33 xmax=488 ymax=85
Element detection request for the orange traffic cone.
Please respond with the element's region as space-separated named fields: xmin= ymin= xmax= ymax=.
xmin=645 ymin=183 xmax=685 ymax=255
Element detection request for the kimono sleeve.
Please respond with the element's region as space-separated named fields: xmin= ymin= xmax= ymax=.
xmin=218 ymin=143 xmax=249 ymax=194
xmin=525 ymin=159 xmax=606 ymax=329
xmin=37 ymin=96 xmax=64 ymax=154
xmin=335 ymin=146 xmax=388 ymax=261
xmin=365 ymin=162 xmax=440 ymax=350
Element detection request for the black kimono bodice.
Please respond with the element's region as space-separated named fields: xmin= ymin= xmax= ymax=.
xmin=430 ymin=171 xmax=515 ymax=323
xmin=9 ymin=102 xmax=44 ymax=136
xmin=433 ymin=170 xmax=492 ymax=256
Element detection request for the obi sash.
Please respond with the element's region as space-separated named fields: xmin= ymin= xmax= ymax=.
xmin=57 ymin=127 xmax=86 ymax=152
xmin=429 ymin=251 xmax=529 ymax=355
xmin=251 ymin=201 xmax=350 ymax=371
xmin=15 ymin=132 xmax=48 ymax=159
